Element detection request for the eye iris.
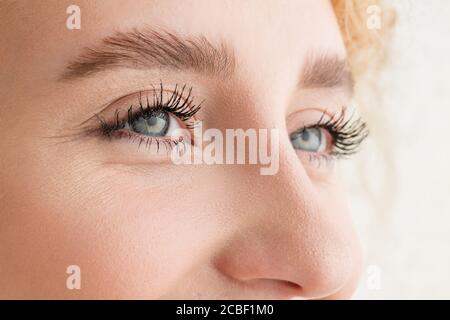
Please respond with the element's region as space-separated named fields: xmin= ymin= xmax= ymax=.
xmin=131 ymin=111 xmax=170 ymax=136
xmin=290 ymin=128 xmax=322 ymax=152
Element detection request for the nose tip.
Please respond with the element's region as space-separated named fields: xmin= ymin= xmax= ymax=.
xmin=213 ymin=226 xmax=356 ymax=299
xmin=210 ymin=137 xmax=361 ymax=299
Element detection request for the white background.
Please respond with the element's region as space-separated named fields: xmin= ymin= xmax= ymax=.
xmin=345 ymin=0 xmax=450 ymax=299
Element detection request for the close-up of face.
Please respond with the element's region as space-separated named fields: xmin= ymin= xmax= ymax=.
xmin=0 ymin=0 xmax=380 ymax=299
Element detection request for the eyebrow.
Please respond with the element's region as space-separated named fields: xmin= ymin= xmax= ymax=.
xmin=61 ymin=28 xmax=353 ymax=93
xmin=61 ymin=28 xmax=236 ymax=80
xmin=300 ymin=52 xmax=354 ymax=93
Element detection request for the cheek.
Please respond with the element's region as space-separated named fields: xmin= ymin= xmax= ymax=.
xmin=0 ymin=155 xmax=229 ymax=298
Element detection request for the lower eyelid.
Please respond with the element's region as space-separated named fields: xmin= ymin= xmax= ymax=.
xmin=105 ymin=129 xmax=170 ymax=152
xmin=295 ymin=151 xmax=337 ymax=175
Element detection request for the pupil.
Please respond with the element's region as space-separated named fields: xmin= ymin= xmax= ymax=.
xmin=301 ymin=130 xmax=310 ymax=141
xmin=131 ymin=110 xmax=169 ymax=136
xmin=146 ymin=116 xmax=158 ymax=126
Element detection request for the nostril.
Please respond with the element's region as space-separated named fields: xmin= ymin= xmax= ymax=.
xmin=284 ymin=280 xmax=302 ymax=290
xmin=279 ymin=279 xmax=304 ymax=296
xmin=258 ymin=278 xmax=303 ymax=298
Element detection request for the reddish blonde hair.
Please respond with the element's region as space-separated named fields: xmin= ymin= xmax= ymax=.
xmin=332 ymin=0 xmax=396 ymax=79
xmin=332 ymin=0 xmax=396 ymax=208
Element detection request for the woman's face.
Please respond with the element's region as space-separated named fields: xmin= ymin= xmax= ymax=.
xmin=0 ymin=0 xmax=364 ymax=299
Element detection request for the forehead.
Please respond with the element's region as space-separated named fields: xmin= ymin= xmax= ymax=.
xmin=0 ymin=0 xmax=345 ymax=80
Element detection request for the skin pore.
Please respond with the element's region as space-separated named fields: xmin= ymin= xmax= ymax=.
xmin=0 ymin=0 xmax=364 ymax=299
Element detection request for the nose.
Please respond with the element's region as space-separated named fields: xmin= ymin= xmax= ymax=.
xmin=213 ymin=140 xmax=361 ymax=299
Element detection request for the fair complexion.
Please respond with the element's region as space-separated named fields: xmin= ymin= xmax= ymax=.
xmin=0 ymin=0 xmax=364 ymax=299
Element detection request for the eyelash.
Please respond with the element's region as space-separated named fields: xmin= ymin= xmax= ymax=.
xmin=94 ymin=83 xmax=202 ymax=151
xmin=301 ymin=109 xmax=369 ymax=161
xmin=90 ymin=85 xmax=368 ymax=160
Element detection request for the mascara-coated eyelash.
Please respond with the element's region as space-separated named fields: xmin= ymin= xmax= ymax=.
xmin=297 ymin=109 xmax=369 ymax=159
xmin=82 ymin=83 xmax=203 ymax=154
xmin=97 ymin=83 xmax=202 ymax=138
xmin=317 ymin=109 xmax=368 ymax=157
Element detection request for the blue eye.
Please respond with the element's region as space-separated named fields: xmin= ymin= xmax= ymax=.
xmin=127 ymin=110 xmax=170 ymax=137
xmin=290 ymin=128 xmax=324 ymax=152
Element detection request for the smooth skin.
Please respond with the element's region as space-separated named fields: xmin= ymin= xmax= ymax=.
xmin=0 ymin=0 xmax=362 ymax=299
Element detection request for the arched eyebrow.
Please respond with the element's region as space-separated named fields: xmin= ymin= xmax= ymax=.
xmin=300 ymin=52 xmax=354 ymax=94
xmin=61 ymin=28 xmax=236 ymax=80
xmin=61 ymin=27 xmax=353 ymax=94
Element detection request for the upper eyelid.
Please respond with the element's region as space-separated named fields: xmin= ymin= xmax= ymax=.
xmin=77 ymin=84 xmax=198 ymax=128
xmin=88 ymin=86 xmax=203 ymax=136
xmin=287 ymin=108 xmax=341 ymax=133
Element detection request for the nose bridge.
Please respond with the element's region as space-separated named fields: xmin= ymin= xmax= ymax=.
xmin=213 ymin=141 xmax=355 ymax=298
